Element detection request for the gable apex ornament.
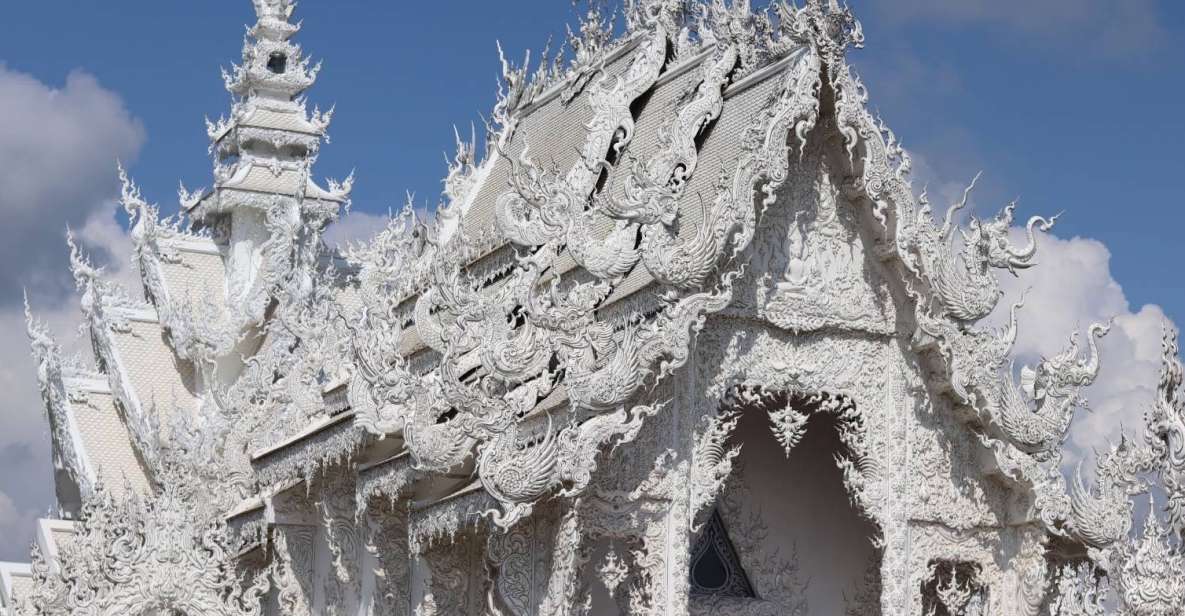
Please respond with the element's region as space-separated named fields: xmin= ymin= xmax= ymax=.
xmin=781 ymin=0 xmax=864 ymax=65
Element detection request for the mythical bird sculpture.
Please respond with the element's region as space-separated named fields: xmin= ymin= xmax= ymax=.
xmin=1069 ymin=436 xmax=1147 ymax=549
xmin=907 ymin=177 xmax=1058 ymax=324
xmin=479 ymin=423 xmax=559 ymax=529
xmin=991 ymin=324 xmax=1108 ymax=458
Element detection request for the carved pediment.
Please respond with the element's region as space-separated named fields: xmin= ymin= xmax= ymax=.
xmin=756 ymin=167 xmax=895 ymax=336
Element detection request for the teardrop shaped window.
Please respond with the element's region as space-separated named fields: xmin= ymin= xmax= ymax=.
xmin=689 ymin=507 xmax=755 ymax=598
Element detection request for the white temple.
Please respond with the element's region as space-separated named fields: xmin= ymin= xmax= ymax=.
xmin=3 ymin=1 xmax=1184 ymax=614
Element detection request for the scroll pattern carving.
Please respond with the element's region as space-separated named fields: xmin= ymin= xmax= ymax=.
xmin=271 ymin=525 xmax=315 ymax=616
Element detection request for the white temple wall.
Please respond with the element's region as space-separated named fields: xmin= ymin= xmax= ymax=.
xmin=227 ymin=208 xmax=269 ymax=303
xmin=512 ymin=379 xmax=693 ymax=616
xmin=241 ymin=83 xmax=1041 ymax=616
xmin=905 ymin=522 xmax=1048 ymax=615
xmin=905 ymin=375 xmax=1012 ymax=530
xmin=900 ymin=337 xmax=1045 ymax=614
xmin=319 ymin=472 xmax=365 ymax=615
xmin=364 ymin=503 xmax=411 ymax=616
xmin=691 ymin=316 xmax=1031 ymax=614
xmin=659 ymin=114 xmax=1041 ymax=613
xmin=486 ymin=499 xmax=560 ymax=615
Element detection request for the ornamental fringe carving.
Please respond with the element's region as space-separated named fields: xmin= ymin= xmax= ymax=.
xmin=13 ymin=1 xmax=1185 ymax=615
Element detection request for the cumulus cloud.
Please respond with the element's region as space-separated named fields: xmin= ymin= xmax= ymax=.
xmin=863 ymin=0 xmax=1168 ymax=58
xmin=0 ymin=67 xmax=143 ymax=560
xmin=0 ymin=65 xmax=144 ymax=303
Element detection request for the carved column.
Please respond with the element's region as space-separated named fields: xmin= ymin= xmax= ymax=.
xmin=415 ymin=531 xmax=486 ymax=616
xmin=269 ymin=524 xmax=316 ymax=616
xmin=538 ymin=505 xmax=594 ymax=616
xmin=873 ymin=356 xmax=916 ymax=616
xmin=363 ymin=505 xmax=411 ymax=616
xmin=486 ymin=499 xmax=559 ymax=616
xmin=314 ymin=473 xmax=362 ymax=616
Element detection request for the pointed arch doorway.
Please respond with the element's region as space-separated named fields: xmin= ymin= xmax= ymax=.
xmin=691 ymin=389 xmax=882 ymax=615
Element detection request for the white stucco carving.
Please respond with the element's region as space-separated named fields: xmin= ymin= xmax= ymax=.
xmin=9 ymin=1 xmax=1185 ymax=615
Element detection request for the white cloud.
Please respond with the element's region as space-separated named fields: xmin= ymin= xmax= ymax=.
xmin=0 ymin=65 xmax=144 ymax=302
xmin=0 ymin=67 xmax=143 ymax=561
xmin=0 ymin=490 xmax=43 ymax=557
xmin=863 ymin=0 xmax=1168 ymax=58
xmin=323 ymin=209 xmax=390 ymax=250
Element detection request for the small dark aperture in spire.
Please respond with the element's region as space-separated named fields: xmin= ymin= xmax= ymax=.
xmin=267 ymin=52 xmax=288 ymax=74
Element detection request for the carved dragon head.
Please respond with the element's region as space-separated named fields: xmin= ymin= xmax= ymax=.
xmin=964 ymin=202 xmax=1059 ymax=276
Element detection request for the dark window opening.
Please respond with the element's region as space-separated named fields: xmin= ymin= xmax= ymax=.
xmin=267 ymin=52 xmax=288 ymax=74
xmin=689 ymin=508 xmax=756 ymax=599
xmin=694 ymin=114 xmax=718 ymax=152
xmin=510 ymin=305 xmax=528 ymax=328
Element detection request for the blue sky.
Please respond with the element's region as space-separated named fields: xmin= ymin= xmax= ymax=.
xmin=0 ymin=1 xmax=1182 ymax=559
xmin=2 ymin=1 xmax=1180 ymax=317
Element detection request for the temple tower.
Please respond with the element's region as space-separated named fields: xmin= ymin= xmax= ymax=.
xmin=194 ymin=0 xmax=349 ymax=354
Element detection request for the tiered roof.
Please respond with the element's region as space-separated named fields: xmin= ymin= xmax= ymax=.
xmin=11 ymin=1 xmax=1185 ymax=614
xmin=23 ymin=0 xmax=355 ymax=518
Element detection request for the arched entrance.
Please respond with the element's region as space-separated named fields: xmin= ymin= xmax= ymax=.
xmin=690 ymin=388 xmax=882 ymax=614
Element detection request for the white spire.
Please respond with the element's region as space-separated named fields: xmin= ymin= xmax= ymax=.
xmin=197 ymin=0 xmax=347 ymax=220
xmin=223 ymin=0 xmax=318 ymax=101
xmin=185 ymin=0 xmax=350 ymax=342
